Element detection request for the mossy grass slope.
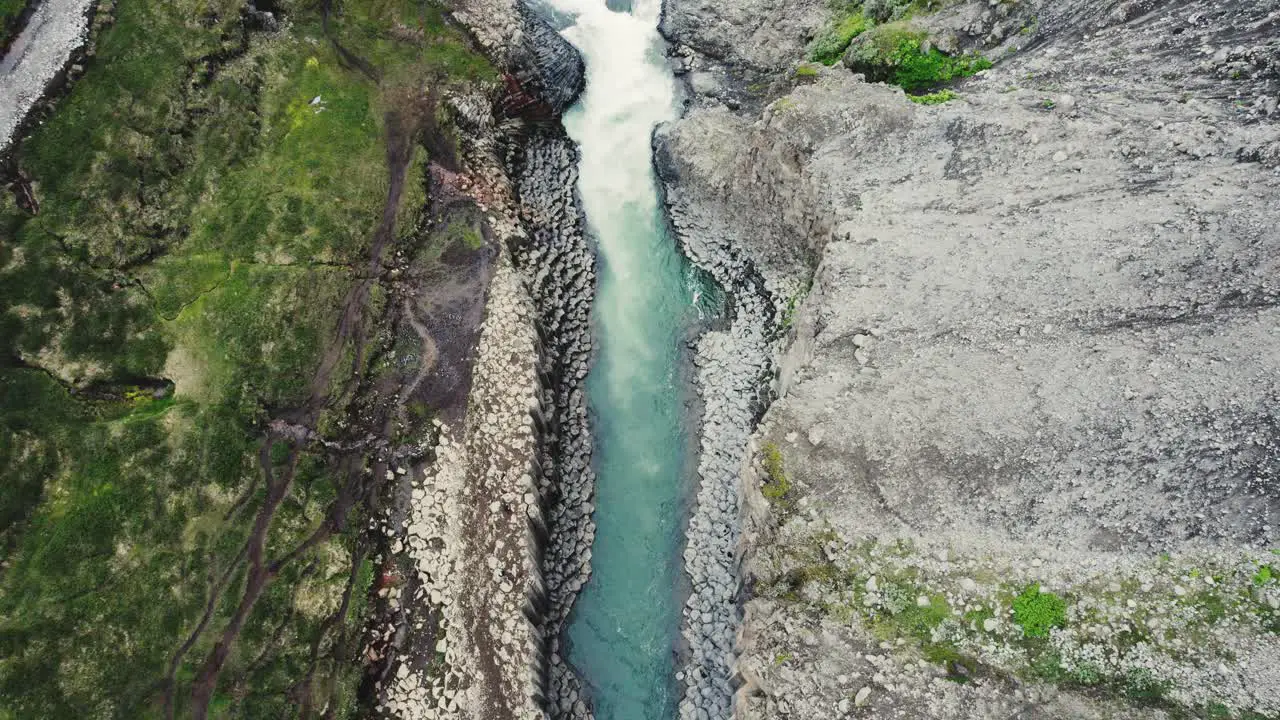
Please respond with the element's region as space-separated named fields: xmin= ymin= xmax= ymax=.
xmin=0 ymin=0 xmax=27 ymax=48
xmin=0 ymin=0 xmax=493 ymax=716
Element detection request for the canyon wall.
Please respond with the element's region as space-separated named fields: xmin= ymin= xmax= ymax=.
xmin=659 ymin=0 xmax=1280 ymax=716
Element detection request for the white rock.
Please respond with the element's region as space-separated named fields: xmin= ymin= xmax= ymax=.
xmin=808 ymin=426 xmax=825 ymax=446
xmin=854 ymin=686 xmax=872 ymax=707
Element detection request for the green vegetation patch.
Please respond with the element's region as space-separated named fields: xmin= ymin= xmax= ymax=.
xmin=168 ymin=263 xmax=351 ymax=409
xmin=0 ymin=0 xmax=26 ymax=48
xmin=761 ymin=442 xmax=795 ymax=508
xmin=907 ymin=88 xmax=958 ymax=104
xmin=1254 ymin=564 xmax=1275 ymax=586
xmin=330 ymin=0 xmax=496 ymax=81
xmin=758 ymin=535 xmax=1280 ymax=715
xmin=0 ymin=0 xmax=497 ymax=716
xmin=845 ymin=22 xmax=992 ymax=92
xmin=1011 ymin=583 xmax=1068 ymax=638
xmin=182 ymin=47 xmax=387 ymax=265
xmin=809 ymin=10 xmax=870 ymax=65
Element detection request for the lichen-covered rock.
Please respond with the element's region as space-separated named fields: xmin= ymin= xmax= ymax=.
xmin=659 ymin=0 xmax=826 ymax=73
xmin=661 ymin=0 xmax=1280 ymax=715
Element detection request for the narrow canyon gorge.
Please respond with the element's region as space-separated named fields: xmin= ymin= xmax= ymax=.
xmin=0 ymin=0 xmax=1277 ymax=717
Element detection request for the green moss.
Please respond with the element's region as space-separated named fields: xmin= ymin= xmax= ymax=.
xmin=795 ymin=64 xmax=821 ymax=78
xmin=1012 ymin=583 xmax=1068 ymax=638
xmin=907 ymin=88 xmax=958 ymax=104
xmin=845 ymin=22 xmax=992 ymax=92
xmin=761 ymin=442 xmax=794 ymax=506
xmin=808 ymin=11 xmax=870 ymax=65
xmin=1254 ymin=564 xmax=1275 ymax=586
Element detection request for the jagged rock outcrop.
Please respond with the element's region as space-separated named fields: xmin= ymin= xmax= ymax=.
xmin=659 ymin=0 xmax=824 ymax=73
xmin=660 ymin=0 xmax=1280 ymax=716
xmin=506 ymin=4 xmax=585 ymax=117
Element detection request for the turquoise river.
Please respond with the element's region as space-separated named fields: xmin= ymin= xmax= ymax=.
xmin=546 ymin=0 xmax=713 ymax=717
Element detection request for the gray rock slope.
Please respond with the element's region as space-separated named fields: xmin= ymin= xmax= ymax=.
xmin=659 ymin=0 xmax=1280 ymax=716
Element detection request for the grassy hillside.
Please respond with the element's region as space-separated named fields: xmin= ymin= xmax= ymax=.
xmin=0 ymin=0 xmax=493 ymax=716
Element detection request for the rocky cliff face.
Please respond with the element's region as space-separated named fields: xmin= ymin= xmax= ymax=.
xmin=660 ymin=0 xmax=1280 ymax=716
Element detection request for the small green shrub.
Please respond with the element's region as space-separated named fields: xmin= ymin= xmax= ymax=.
xmin=1070 ymin=662 xmax=1104 ymax=686
xmin=907 ymin=88 xmax=957 ymax=104
xmin=1254 ymin=564 xmax=1275 ymax=586
xmin=1012 ymin=583 xmax=1068 ymax=638
xmin=1122 ymin=667 xmax=1169 ymax=701
xmin=1028 ymin=650 xmax=1067 ymax=681
xmin=774 ymin=96 xmax=798 ymax=115
xmin=780 ymin=289 xmax=807 ymax=329
xmin=809 ymin=12 xmax=870 ymax=65
xmin=1205 ymin=703 xmax=1233 ymax=720
xmin=795 ymin=64 xmax=821 ymax=78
